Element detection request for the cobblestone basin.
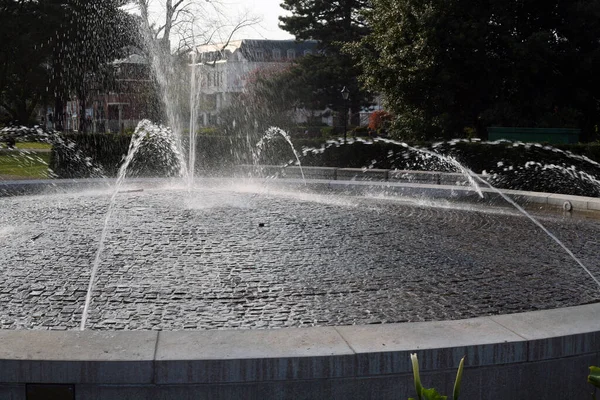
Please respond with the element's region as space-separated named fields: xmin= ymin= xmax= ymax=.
xmin=1 ymin=182 xmax=599 ymax=331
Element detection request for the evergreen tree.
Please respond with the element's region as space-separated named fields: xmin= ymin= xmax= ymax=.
xmin=279 ymin=0 xmax=372 ymax=126
xmin=350 ymin=0 xmax=600 ymax=141
xmin=47 ymin=0 xmax=137 ymax=131
xmin=0 ymin=0 xmax=136 ymax=127
xmin=279 ymin=0 xmax=370 ymax=47
xmin=0 ymin=0 xmax=54 ymax=124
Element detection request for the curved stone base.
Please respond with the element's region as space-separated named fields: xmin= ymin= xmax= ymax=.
xmin=1 ymin=303 xmax=599 ymax=399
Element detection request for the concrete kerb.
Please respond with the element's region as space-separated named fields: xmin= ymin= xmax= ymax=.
xmin=1 ymin=176 xmax=600 ymax=398
xmin=3 ymin=171 xmax=600 ymax=212
xmin=231 ymin=165 xmax=600 ymax=211
xmin=267 ymin=176 xmax=600 ymax=211
xmin=0 ymin=304 xmax=599 ymax=397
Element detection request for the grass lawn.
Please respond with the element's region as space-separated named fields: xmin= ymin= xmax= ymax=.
xmin=15 ymin=142 xmax=52 ymax=150
xmin=0 ymin=142 xmax=52 ymax=150
xmin=0 ymin=151 xmax=52 ymax=179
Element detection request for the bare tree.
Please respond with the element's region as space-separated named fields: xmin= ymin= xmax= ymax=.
xmin=129 ymin=0 xmax=261 ymax=54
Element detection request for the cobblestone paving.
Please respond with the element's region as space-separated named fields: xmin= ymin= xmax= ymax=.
xmin=1 ymin=185 xmax=599 ymax=331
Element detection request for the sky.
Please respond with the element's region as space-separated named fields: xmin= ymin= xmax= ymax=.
xmin=134 ymin=0 xmax=295 ymax=43
xmin=230 ymin=0 xmax=294 ymax=40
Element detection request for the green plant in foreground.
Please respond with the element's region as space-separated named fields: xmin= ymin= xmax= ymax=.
xmin=409 ymin=353 xmax=465 ymax=400
xmin=588 ymin=366 xmax=600 ymax=399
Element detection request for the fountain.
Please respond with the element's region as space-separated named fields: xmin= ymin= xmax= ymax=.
xmin=1 ymin=128 xmax=600 ymax=331
xmin=1 ymin=6 xmax=600 ymax=399
xmin=1 ymin=28 xmax=600 ymax=332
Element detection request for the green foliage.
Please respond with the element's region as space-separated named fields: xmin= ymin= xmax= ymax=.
xmin=197 ymin=127 xmax=220 ymax=136
xmin=280 ymin=0 xmax=370 ymax=47
xmin=408 ymin=353 xmax=465 ymax=400
xmin=191 ymin=135 xmax=246 ymax=172
xmin=49 ymin=132 xmax=129 ymax=178
xmin=0 ymin=0 xmax=137 ymax=126
xmin=278 ymin=0 xmax=373 ymax=121
xmin=15 ymin=142 xmax=52 ymax=150
xmin=292 ymin=54 xmax=367 ymax=112
xmin=320 ymin=126 xmax=335 ymax=136
xmin=0 ymin=0 xmax=54 ymax=124
xmin=453 ymin=357 xmax=465 ymax=400
xmin=351 ymin=126 xmax=369 ymax=137
xmin=589 ymin=366 xmax=600 ymax=399
xmin=349 ymin=0 xmax=600 ymax=141
xmin=48 ymin=134 xmax=600 ymax=197
xmin=589 ymin=366 xmax=600 ymax=388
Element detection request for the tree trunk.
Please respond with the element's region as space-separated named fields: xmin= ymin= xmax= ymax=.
xmin=350 ymin=101 xmax=361 ymax=126
xmin=80 ymin=96 xmax=87 ymax=133
xmin=54 ymin=96 xmax=64 ymax=131
xmin=16 ymin=98 xmax=28 ymax=125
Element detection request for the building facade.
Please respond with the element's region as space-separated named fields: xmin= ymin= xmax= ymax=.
xmin=40 ymin=40 xmax=328 ymax=133
xmin=193 ymin=39 xmax=320 ymax=126
xmin=41 ymin=53 xmax=154 ymax=133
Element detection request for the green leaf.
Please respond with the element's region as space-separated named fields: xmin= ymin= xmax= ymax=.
xmin=421 ymin=387 xmax=447 ymax=400
xmin=411 ymin=353 xmax=423 ymax=400
xmin=453 ymin=356 xmax=465 ymax=400
xmin=589 ymin=366 xmax=600 ymax=388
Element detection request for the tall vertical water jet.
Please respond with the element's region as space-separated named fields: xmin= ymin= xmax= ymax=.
xmin=188 ymin=50 xmax=198 ymax=190
xmin=138 ymin=11 xmax=188 ymax=180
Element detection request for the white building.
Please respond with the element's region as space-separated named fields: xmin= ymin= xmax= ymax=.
xmin=193 ymin=39 xmax=319 ymax=126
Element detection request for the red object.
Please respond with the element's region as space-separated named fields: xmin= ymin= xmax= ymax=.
xmin=368 ymin=110 xmax=392 ymax=131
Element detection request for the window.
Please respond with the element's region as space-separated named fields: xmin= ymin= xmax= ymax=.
xmin=215 ymin=72 xmax=223 ymax=87
xmin=272 ymin=48 xmax=281 ymax=60
xmin=255 ymin=49 xmax=265 ymax=60
xmin=287 ymin=49 xmax=295 ymax=60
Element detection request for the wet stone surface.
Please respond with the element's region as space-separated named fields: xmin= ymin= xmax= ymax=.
xmin=0 ymin=185 xmax=599 ymax=331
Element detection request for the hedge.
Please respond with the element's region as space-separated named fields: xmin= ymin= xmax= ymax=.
xmin=49 ymin=134 xmax=600 ymax=197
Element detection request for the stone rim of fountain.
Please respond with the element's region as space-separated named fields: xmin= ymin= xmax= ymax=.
xmin=0 ymin=302 xmax=598 ymax=396
xmin=2 ymin=174 xmax=598 ymax=211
